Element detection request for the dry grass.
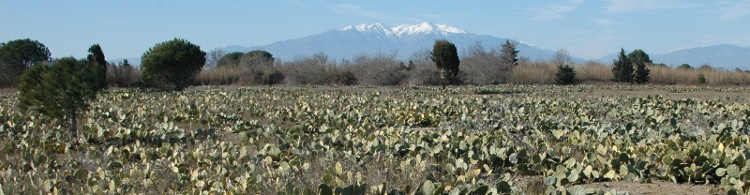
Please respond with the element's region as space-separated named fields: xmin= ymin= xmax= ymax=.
xmin=196 ymin=66 xmax=245 ymax=85
xmin=507 ymin=61 xmax=750 ymax=86
xmin=506 ymin=61 xmax=556 ymax=84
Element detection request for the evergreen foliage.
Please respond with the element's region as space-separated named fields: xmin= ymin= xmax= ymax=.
xmin=18 ymin=57 xmax=104 ymax=140
xmin=218 ymin=52 xmax=244 ymax=67
xmin=261 ymin=70 xmax=285 ymax=86
xmin=141 ymin=38 xmax=206 ymax=91
xmin=633 ymin=60 xmax=650 ymax=84
xmin=0 ymin=38 xmax=51 ymax=86
xmin=87 ymin=44 xmax=108 ymax=90
xmin=555 ymin=64 xmax=576 ymax=85
xmin=627 ymin=49 xmax=652 ymax=64
xmin=431 ymin=39 xmax=460 ymax=89
xmin=611 ymin=48 xmax=633 ymax=83
xmin=500 ymin=40 xmax=519 ymax=67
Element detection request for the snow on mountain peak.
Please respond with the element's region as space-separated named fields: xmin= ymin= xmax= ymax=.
xmin=342 ymin=22 xmax=467 ymax=37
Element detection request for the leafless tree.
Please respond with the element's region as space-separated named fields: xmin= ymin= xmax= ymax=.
xmin=346 ymin=51 xmax=405 ymax=85
xmin=205 ymin=47 xmax=225 ymax=68
xmin=279 ymin=52 xmax=331 ymax=85
xmin=459 ymin=41 xmax=509 ymax=85
xmin=552 ymin=48 xmax=573 ymax=66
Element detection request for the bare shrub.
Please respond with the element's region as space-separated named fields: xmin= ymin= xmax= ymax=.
xmin=404 ymin=48 xmax=442 ymax=85
xmin=279 ymin=52 xmax=331 ymax=85
xmin=346 ymin=51 xmax=406 ymax=85
xmin=106 ymin=61 xmax=141 ymax=87
xmin=460 ymin=42 xmax=510 ymax=85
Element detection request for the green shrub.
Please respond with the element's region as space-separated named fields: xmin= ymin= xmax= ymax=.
xmin=555 ymin=65 xmax=576 ymax=85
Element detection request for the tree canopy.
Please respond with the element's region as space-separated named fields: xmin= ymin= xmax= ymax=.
xmin=431 ymin=39 xmax=460 ymax=89
xmin=627 ymin=49 xmax=652 ymax=64
xmin=0 ymin=38 xmax=51 ymax=86
xmin=141 ymin=38 xmax=206 ymax=91
xmin=218 ymin=52 xmax=244 ymax=67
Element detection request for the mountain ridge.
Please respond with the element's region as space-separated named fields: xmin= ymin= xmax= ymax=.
xmin=224 ymin=22 xmax=581 ymax=62
xmin=599 ymin=44 xmax=750 ymax=70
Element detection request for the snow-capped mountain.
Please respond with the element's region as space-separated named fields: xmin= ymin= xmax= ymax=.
xmin=225 ymin=22 xmax=575 ymax=62
xmin=341 ymin=22 xmax=467 ymax=37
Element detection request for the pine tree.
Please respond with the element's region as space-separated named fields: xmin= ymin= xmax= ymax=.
xmin=431 ymin=39 xmax=460 ymax=89
xmin=633 ymin=60 xmax=650 ymax=83
xmin=627 ymin=49 xmax=652 ymax=64
xmin=0 ymin=39 xmax=51 ymax=86
xmin=555 ymin=65 xmax=576 ymax=85
xmin=141 ymin=38 xmax=206 ymax=91
xmin=19 ymin=57 xmax=104 ymax=141
xmin=612 ymin=48 xmax=633 ymax=83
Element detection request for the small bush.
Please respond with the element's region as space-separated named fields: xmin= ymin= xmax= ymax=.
xmin=260 ymin=70 xmax=285 ymax=86
xmin=555 ymin=65 xmax=576 ymax=85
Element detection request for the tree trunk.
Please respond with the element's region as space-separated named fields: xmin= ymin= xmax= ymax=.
xmin=70 ymin=109 xmax=78 ymax=140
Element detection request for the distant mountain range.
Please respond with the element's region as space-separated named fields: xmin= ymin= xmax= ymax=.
xmin=224 ymin=22 xmax=584 ymax=63
xmin=117 ymin=22 xmax=750 ymax=70
xmin=600 ymin=44 xmax=750 ymax=70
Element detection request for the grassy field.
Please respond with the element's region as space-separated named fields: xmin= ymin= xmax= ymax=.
xmin=1 ymin=85 xmax=750 ymax=194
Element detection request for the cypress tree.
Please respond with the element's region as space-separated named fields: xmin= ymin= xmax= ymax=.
xmin=87 ymin=44 xmax=108 ymax=90
xmin=634 ymin=60 xmax=650 ymax=83
xmin=500 ymin=40 xmax=519 ymax=67
xmin=431 ymin=39 xmax=460 ymax=89
xmin=612 ymin=48 xmax=633 ymax=83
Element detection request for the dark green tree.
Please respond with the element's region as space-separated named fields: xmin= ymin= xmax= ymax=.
xmin=627 ymin=49 xmax=652 ymax=64
xmin=19 ymin=57 xmax=104 ymax=140
xmin=0 ymin=38 xmax=51 ymax=86
xmin=141 ymin=38 xmax=206 ymax=91
xmin=217 ymin=52 xmax=244 ymax=67
xmin=553 ymin=49 xmax=576 ymax=85
xmin=633 ymin=60 xmax=650 ymax=83
xmin=612 ymin=48 xmax=633 ymax=83
xmin=86 ymin=44 xmax=108 ymax=90
xmin=431 ymin=39 xmax=460 ymax=89
xmin=500 ymin=40 xmax=519 ymax=67
xmin=555 ymin=64 xmax=576 ymax=85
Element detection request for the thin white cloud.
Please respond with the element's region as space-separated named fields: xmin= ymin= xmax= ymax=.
xmin=606 ymin=0 xmax=697 ymax=13
xmin=718 ymin=0 xmax=750 ymax=21
xmin=530 ymin=0 xmax=586 ymax=20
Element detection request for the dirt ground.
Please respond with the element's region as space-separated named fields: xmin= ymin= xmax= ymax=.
xmin=514 ymin=175 xmax=721 ymax=195
xmin=575 ymin=181 xmax=720 ymax=195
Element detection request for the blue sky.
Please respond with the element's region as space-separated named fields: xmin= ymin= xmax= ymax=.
xmin=1 ymin=0 xmax=749 ymax=60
